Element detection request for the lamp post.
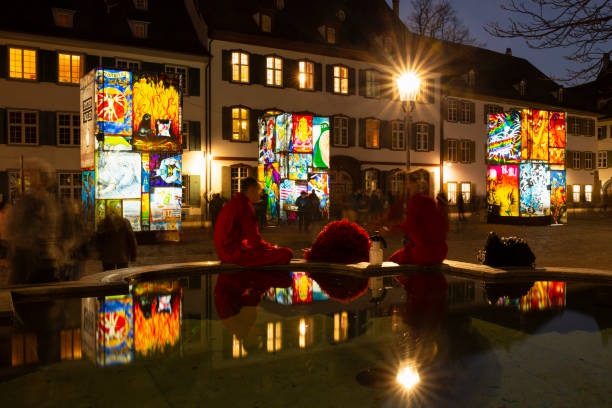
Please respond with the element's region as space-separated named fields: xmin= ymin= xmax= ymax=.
xmin=396 ymin=72 xmax=420 ymax=171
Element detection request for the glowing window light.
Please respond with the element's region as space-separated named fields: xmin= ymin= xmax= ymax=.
xmin=266 ymin=321 xmax=282 ymax=352
xmin=298 ymin=318 xmax=312 ymax=349
xmin=232 ymin=334 xmax=247 ymax=358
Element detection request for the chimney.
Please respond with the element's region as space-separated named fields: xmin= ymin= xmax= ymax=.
xmin=505 ymin=48 xmax=512 ymax=56
xmin=393 ymin=0 xmax=400 ymax=16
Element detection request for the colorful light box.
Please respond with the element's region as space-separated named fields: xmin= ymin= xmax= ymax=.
xmin=258 ymin=113 xmax=330 ymax=223
xmin=81 ymin=68 xmax=183 ymax=233
xmin=487 ymin=110 xmax=566 ymax=224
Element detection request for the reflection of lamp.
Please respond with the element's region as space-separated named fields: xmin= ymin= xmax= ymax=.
xmin=396 ymin=365 xmax=420 ymax=391
xmin=396 ymin=71 xmax=420 ymax=170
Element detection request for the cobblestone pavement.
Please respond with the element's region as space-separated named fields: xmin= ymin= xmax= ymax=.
xmin=2 ymin=211 xmax=612 ymax=286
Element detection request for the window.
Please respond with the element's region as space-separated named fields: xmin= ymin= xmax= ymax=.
xmin=116 ymin=59 xmax=141 ymax=71
xmin=337 ymin=9 xmax=346 ymax=21
xmin=415 ymin=123 xmax=428 ymax=151
xmin=232 ymin=334 xmax=247 ymax=358
xmin=392 ymin=121 xmax=405 ymax=150
xmin=261 ymin=14 xmax=272 ymax=32
xmin=133 ymin=0 xmax=148 ymax=10
xmin=231 ymin=166 xmax=250 ymax=196
xmin=8 ymin=110 xmax=38 ymax=144
xmin=519 ymin=80 xmax=527 ymax=96
xmin=231 ymin=52 xmax=249 ymax=83
xmin=333 ymin=312 xmax=348 ymax=342
xmin=364 ymin=169 xmax=378 ymax=192
xmin=467 ymin=69 xmax=475 ymax=87
xmin=584 ymin=152 xmax=594 ymax=170
xmin=390 ymin=172 xmax=405 ymax=196
xmin=460 ymin=101 xmax=471 ymax=122
xmin=573 ymin=151 xmax=581 ymax=169
xmin=333 ymin=116 xmax=348 ymax=146
xmin=448 ymin=139 xmax=458 ymax=162
xmin=58 ymin=172 xmax=82 ymax=200
xmin=60 ymin=329 xmax=82 ymax=360
xmin=447 ymin=99 xmax=458 ymax=121
xmin=181 ymin=121 xmax=190 ymax=150
xmin=573 ymin=185 xmax=581 ymax=202
xmin=447 ymin=182 xmax=457 ymax=205
xmin=333 ymin=66 xmax=348 ymax=94
xmin=267 ymin=322 xmax=282 ymax=352
xmin=52 ymin=8 xmax=75 ymax=28
xmin=326 ymin=26 xmax=336 ymax=44
xmin=275 ymin=0 xmax=285 ymax=10
xmin=484 ymin=104 xmax=503 ymax=124
xmin=9 ymin=47 xmax=37 ymax=80
xmin=568 ymin=116 xmax=596 ymax=136
xmin=584 ymin=119 xmax=594 ymax=136
xmin=298 ymin=317 xmax=313 ymax=349
xmin=365 ymin=70 xmax=380 ymax=98
xmin=365 ymin=119 xmax=380 ymax=148
xmin=598 ymin=126 xmax=605 ymax=140
xmin=461 ymin=183 xmax=471 ymax=203
xmin=58 ymin=53 xmax=82 ymax=84
xmin=11 ymin=332 xmax=38 ymax=367
xmin=585 ymin=185 xmax=593 ymax=202
xmin=231 ymin=107 xmax=250 ymax=141
xmin=266 ymin=56 xmax=282 ymax=87
xmin=598 ymin=151 xmax=608 ymax=168
xmin=57 ymin=113 xmax=80 ymax=146
xmin=298 ymin=60 xmax=314 ymax=90
xmin=165 ymin=65 xmax=188 ymax=94
xmin=460 ymin=140 xmax=471 ymax=163
xmin=128 ymin=20 xmax=149 ymax=39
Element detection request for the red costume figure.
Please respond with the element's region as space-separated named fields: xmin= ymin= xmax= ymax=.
xmin=303 ymin=219 xmax=370 ymax=263
xmin=214 ymin=177 xmax=293 ymax=266
xmin=389 ymin=193 xmax=448 ymax=265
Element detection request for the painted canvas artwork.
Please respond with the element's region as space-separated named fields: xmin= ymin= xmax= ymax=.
xmin=106 ymin=199 xmax=122 ymax=218
xmin=264 ymin=163 xmax=280 ymax=221
xmin=280 ymin=179 xmax=307 ymax=212
xmin=96 ymin=152 xmax=142 ymax=199
xmin=150 ymin=187 xmax=182 ymax=229
xmin=95 ymin=69 xmax=133 ymax=137
xmin=519 ymin=163 xmax=551 ymax=217
xmin=258 ymin=117 xmax=276 ymax=164
xmin=551 ymin=171 xmax=567 ymax=224
xmin=275 ymin=114 xmax=293 ymax=152
xmin=150 ymin=154 xmax=182 ymax=187
xmin=549 ymin=148 xmax=565 ymax=165
xmin=80 ymin=70 xmax=96 ymax=169
xmin=521 ymin=109 xmax=549 ymax=161
xmin=486 ymin=165 xmax=519 ymax=217
xmin=313 ymin=117 xmax=330 ymax=168
xmin=487 ymin=111 xmax=521 ymax=163
xmin=103 ymin=136 xmax=132 ymax=151
xmin=82 ymin=171 xmax=95 ymax=222
xmin=141 ymin=192 xmax=150 ymax=231
xmin=288 ymin=153 xmax=313 ymax=180
xmin=292 ymin=115 xmax=313 ymax=153
xmin=123 ymin=199 xmax=141 ymax=232
xmin=549 ymin=111 xmax=566 ymax=148
xmin=308 ymin=173 xmax=329 ymax=217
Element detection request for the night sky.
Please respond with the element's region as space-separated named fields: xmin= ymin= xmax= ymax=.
xmin=386 ymin=0 xmax=578 ymax=83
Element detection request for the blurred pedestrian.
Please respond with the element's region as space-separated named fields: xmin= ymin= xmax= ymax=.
xmin=601 ymin=192 xmax=608 ymax=213
xmin=457 ymin=191 xmax=466 ymax=221
xmin=96 ymin=214 xmax=137 ymax=271
xmin=255 ymin=189 xmax=268 ymax=230
xmin=58 ymin=200 xmax=90 ymax=281
xmin=308 ymin=191 xmax=320 ymax=225
xmin=0 ymin=200 xmax=7 ymax=265
xmin=210 ymin=193 xmax=224 ymax=228
xmin=296 ymin=191 xmax=309 ymax=232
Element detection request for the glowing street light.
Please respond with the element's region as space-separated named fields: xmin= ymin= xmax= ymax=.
xmin=397 ymin=71 xmax=421 ymax=103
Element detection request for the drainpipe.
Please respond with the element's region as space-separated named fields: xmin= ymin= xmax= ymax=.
xmin=205 ymin=39 xmax=213 ymax=224
xmin=439 ymin=88 xmax=445 ymax=194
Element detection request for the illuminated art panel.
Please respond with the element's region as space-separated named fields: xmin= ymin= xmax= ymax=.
xmin=150 ymin=154 xmax=182 ymax=187
xmin=308 ymin=173 xmax=329 ymax=218
xmin=292 ymin=115 xmax=313 ymax=153
xmin=519 ymin=163 xmax=550 ymax=217
xmin=106 ymin=199 xmax=122 ymax=218
xmin=549 ymin=148 xmax=565 ymax=165
xmin=549 ymin=112 xmax=566 ymax=148
xmin=150 ymin=187 xmax=182 ymax=230
xmin=259 ymin=117 xmax=276 ymax=164
xmin=551 ymin=171 xmax=567 ymax=224
xmin=264 ymin=163 xmax=280 ymax=221
xmin=313 ymin=117 xmax=330 ymax=168
xmin=280 ymin=179 xmax=307 ymax=212
xmin=82 ymin=171 xmax=95 ymax=222
xmin=519 ymin=282 xmax=565 ymax=312
xmin=521 ymin=109 xmax=549 ymax=161
xmin=141 ymin=192 xmax=150 ymax=231
xmin=103 ymin=136 xmax=132 ymax=151
xmin=132 ymin=72 xmax=182 ymax=151
xmin=80 ymin=70 xmax=96 ymax=168
xmin=487 ymin=111 xmax=521 ymax=163
xmin=288 ymin=153 xmax=313 ymax=180
xmin=487 ymin=165 xmax=519 ymax=217
xmin=275 ymin=114 xmax=293 ymax=152
xmin=96 ymin=295 xmax=134 ymax=366
xmin=96 ymin=152 xmax=142 ymax=199
xmin=123 ymin=199 xmax=141 ymax=232
xmin=95 ymin=69 xmax=133 ymax=137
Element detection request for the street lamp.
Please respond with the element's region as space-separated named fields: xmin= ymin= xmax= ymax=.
xmin=396 ymin=72 xmax=421 ymax=170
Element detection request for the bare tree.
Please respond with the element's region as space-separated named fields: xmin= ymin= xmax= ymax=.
xmin=406 ymin=0 xmax=482 ymax=46
xmin=486 ymin=0 xmax=612 ymax=82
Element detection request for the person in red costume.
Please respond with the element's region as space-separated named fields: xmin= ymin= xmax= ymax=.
xmin=214 ymin=177 xmax=293 ymax=266
xmin=388 ymin=174 xmax=449 ymax=265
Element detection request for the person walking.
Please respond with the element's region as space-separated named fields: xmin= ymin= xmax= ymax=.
xmin=308 ymin=191 xmax=320 ymax=226
xmin=457 ymin=191 xmax=466 ymax=221
xmin=97 ymin=214 xmax=137 ymax=271
xmin=296 ymin=191 xmax=310 ymax=232
xmin=209 ymin=193 xmax=225 ymax=229
xmin=255 ymin=189 xmax=268 ymax=231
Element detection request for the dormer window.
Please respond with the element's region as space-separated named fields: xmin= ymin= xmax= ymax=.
xmin=133 ymin=0 xmax=148 ymax=10
xmin=275 ymin=0 xmax=285 ymax=10
xmin=337 ymin=9 xmax=346 ymax=21
xmin=467 ymin=69 xmax=476 ymax=88
xmin=261 ymin=14 xmax=272 ymax=32
xmin=326 ymin=27 xmax=336 ymax=44
xmin=519 ymin=80 xmax=527 ymax=96
xmin=128 ymin=20 xmax=149 ymax=39
xmin=557 ymin=87 xmax=564 ymax=102
xmin=52 ymin=8 xmax=75 ymax=28
xmin=383 ymin=36 xmax=393 ymax=53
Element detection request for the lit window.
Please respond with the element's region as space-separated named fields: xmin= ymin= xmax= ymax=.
xmin=447 ymin=99 xmax=458 ymax=121
xmin=585 ymin=185 xmax=593 ymax=202
xmin=298 ymin=60 xmax=314 ymax=90
xmin=182 ymin=121 xmax=190 ymax=151
xmin=58 ymin=53 xmax=82 ymax=84
xmin=326 ymin=26 xmax=336 ymax=44
xmin=448 ymin=139 xmax=458 ymax=162
xmin=231 ymin=166 xmax=250 ymax=196
xmin=261 ymin=14 xmax=272 ymax=32
xmin=9 ymin=47 xmax=37 ymax=80
xmin=116 ymin=59 xmax=141 ymax=71
xmin=8 ymin=110 xmax=38 ymax=144
xmin=447 ymin=182 xmax=457 ymax=205
xmin=58 ymin=172 xmax=82 ymax=200
xmin=60 ymin=329 xmax=82 ymax=360
xmin=460 ymin=101 xmax=471 ymax=122
xmin=460 ymin=140 xmax=471 ymax=163
xmin=266 ymin=322 xmax=282 ymax=352
xmin=275 ymin=0 xmax=285 ymax=10
xmin=133 ymin=0 xmax=148 ymax=10
xmin=266 ymin=56 xmax=283 ymax=87
xmin=365 ymin=70 xmax=380 ymax=98
xmin=598 ymin=151 xmax=608 ymax=168
xmin=365 ymin=119 xmax=380 ymax=148
xmin=52 ymin=8 xmax=75 ymax=28
xmin=232 ymin=334 xmax=247 ymax=358
xmin=584 ymin=152 xmax=594 ymax=170
xmin=364 ymin=169 xmax=378 ymax=191
xmin=391 ymin=172 xmax=405 ymax=196
xmin=461 ymin=182 xmax=471 ymax=203
xmin=573 ymin=185 xmax=581 ymax=202
xmin=392 ymin=121 xmax=405 ymax=150
xmin=165 ymin=65 xmax=188 ymax=94
xmin=128 ymin=20 xmax=149 ymax=39
xmin=416 ymin=123 xmax=428 ymax=151
xmin=333 ymin=312 xmax=348 ymax=342
xmin=573 ymin=151 xmax=581 ymax=169
xmin=57 ymin=113 xmax=80 ymax=145
xmin=333 ymin=66 xmax=348 ymax=94
xmin=231 ymin=52 xmax=249 ymax=83
xmin=231 ymin=107 xmax=249 ymax=141
xmin=333 ymin=116 xmax=348 ymax=146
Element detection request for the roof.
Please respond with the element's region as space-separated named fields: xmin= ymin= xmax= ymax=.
xmin=567 ymin=60 xmax=612 ymax=119
xmin=0 ymin=0 xmax=208 ymax=55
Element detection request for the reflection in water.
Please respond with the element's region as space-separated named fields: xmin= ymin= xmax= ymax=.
xmin=396 ymin=365 xmax=420 ymax=391
xmin=486 ymin=281 xmax=566 ymax=311
xmin=333 ymin=312 xmax=348 ymax=342
xmin=266 ymin=322 xmax=282 ymax=352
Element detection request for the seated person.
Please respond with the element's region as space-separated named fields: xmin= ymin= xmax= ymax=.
xmin=214 ymin=177 xmax=293 ymax=266
xmin=389 ymin=174 xmax=448 ymax=265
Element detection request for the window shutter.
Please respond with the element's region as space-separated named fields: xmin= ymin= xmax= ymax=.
xmin=189 ymin=175 xmax=201 ymax=206
xmin=0 ymin=108 xmax=6 ymax=144
xmin=38 ymin=50 xmax=57 ymax=82
xmin=410 ymin=123 xmax=417 ymax=150
xmin=360 ymin=170 xmax=366 ymax=190
xmin=325 ymin=65 xmax=334 ymax=93
xmin=222 ymin=107 xmax=232 ymax=140
xmin=381 ymin=120 xmax=392 ymax=149
xmin=483 ymin=104 xmax=490 ymax=124
xmin=381 ymin=170 xmax=391 ymax=194
xmin=189 ymin=121 xmax=201 ymax=151
xmin=443 ymin=98 xmax=449 ymax=121
xmin=39 ymin=111 xmax=56 ymax=145
xmin=608 ymin=151 xmax=612 ymax=168
xmin=359 ymin=119 xmax=367 ymax=147
xmin=468 ymin=102 xmax=475 ymax=123
xmin=250 ymin=53 xmax=264 ymax=85
xmin=141 ymin=61 xmax=163 ymax=73
xmin=101 ymin=57 xmax=115 ymax=67
xmin=443 ymin=182 xmax=448 ymax=197
xmin=348 ymin=67 xmax=356 ymax=95
xmin=188 ymin=67 xmax=200 ymax=96
xmin=443 ymin=140 xmax=449 ymax=161
xmin=250 ymin=109 xmax=262 ymax=142
xmin=314 ymin=63 xmax=322 ymax=91
xmin=348 ymin=117 xmax=356 ymax=147
xmin=0 ymin=45 xmax=6 ymax=78
xmin=565 ymin=150 xmax=572 ymax=168
xmin=85 ymin=55 xmax=100 ymax=73
xmin=358 ymin=70 xmax=366 ymax=96
xmin=469 ymin=140 xmax=476 ymax=163
xmin=427 ymin=123 xmax=435 ymax=151
xmin=249 ymin=166 xmax=257 ymax=179
xmin=330 ymin=115 xmax=337 ymax=147
xmin=590 ymin=119 xmax=596 ymax=136
xmin=222 ymin=50 xmax=231 ymax=82
xmin=0 ymin=171 xmax=7 ymax=201
xmin=221 ymin=166 xmax=231 ymax=200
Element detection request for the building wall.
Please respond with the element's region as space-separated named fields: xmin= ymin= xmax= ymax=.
xmin=597 ymin=118 xmax=612 ymax=198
